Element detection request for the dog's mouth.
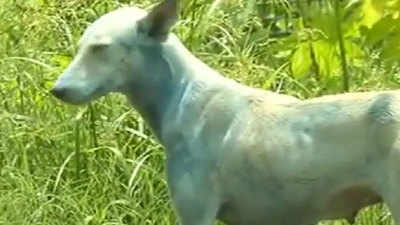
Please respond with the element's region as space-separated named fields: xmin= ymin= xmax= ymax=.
xmin=50 ymin=85 xmax=109 ymax=105
xmin=50 ymin=86 xmax=68 ymax=100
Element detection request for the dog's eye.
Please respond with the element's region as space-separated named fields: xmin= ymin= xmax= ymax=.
xmin=90 ymin=43 xmax=109 ymax=53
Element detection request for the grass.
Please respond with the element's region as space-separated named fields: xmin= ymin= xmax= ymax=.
xmin=0 ymin=0 xmax=397 ymax=224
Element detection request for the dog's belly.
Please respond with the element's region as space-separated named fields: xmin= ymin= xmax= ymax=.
xmin=216 ymin=178 xmax=382 ymax=225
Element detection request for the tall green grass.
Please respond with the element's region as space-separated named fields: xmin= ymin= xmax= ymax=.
xmin=0 ymin=0 xmax=397 ymax=224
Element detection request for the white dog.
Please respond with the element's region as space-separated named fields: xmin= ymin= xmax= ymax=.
xmin=51 ymin=0 xmax=400 ymax=224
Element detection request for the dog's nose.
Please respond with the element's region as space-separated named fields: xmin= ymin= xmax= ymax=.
xmin=50 ymin=87 xmax=67 ymax=99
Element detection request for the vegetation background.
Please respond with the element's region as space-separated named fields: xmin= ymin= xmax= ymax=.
xmin=1 ymin=0 xmax=400 ymax=224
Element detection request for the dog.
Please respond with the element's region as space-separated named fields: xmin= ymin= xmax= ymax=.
xmin=51 ymin=0 xmax=400 ymax=224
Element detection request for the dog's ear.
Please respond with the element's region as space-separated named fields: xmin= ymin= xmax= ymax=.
xmin=138 ymin=0 xmax=178 ymax=41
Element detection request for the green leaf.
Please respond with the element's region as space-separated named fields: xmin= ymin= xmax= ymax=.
xmin=382 ymin=34 xmax=400 ymax=66
xmin=361 ymin=0 xmax=400 ymax=28
xmin=307 ymin=2 xmax=339 ymax=43
xmin=361 ymin=0 xmax=386 ymax=28
xmin=291 ymin=43 xmax=312 ymax=78
xmin=364 ymin=16 xmax=399 ymax=46
xmin=344 ymin=40 xmax=364 ymax=64
xmin=313 ymin=40 xmax=341 ymax=77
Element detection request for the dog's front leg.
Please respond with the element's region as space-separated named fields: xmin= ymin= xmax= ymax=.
xmin=167 ymin=156 xmax=220 ymax=225
xmin=173 ymin=191 xmax=219 ymax=225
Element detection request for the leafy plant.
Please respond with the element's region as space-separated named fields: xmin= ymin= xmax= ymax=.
xmin=268 ymin=0 xmax=400 ymax=93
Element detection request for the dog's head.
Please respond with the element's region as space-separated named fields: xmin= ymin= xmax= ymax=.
xmin=51 ymin=0 xmax=178 ymax=105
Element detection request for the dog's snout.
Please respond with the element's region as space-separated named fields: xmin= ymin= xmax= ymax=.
xmin=51 ymin=87 xmax=67 ymax=99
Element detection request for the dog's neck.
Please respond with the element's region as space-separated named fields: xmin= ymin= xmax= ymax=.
xmin=124 ymin=35 xmax=222 ymax=141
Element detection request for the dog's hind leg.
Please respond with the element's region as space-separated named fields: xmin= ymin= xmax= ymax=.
xmin=381 ymin=147 xmax=400 ymax=225
xmin=383 ymin=190 xmax=400 ymax=225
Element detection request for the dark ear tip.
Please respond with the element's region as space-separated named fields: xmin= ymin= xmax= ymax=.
xmin=153 ymin=0 xmax=179 ymax=18
xmin=165 ymin=0 xmax=178 ymax=8
xmin=138 ymin=0 xmax=179 ymax=41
